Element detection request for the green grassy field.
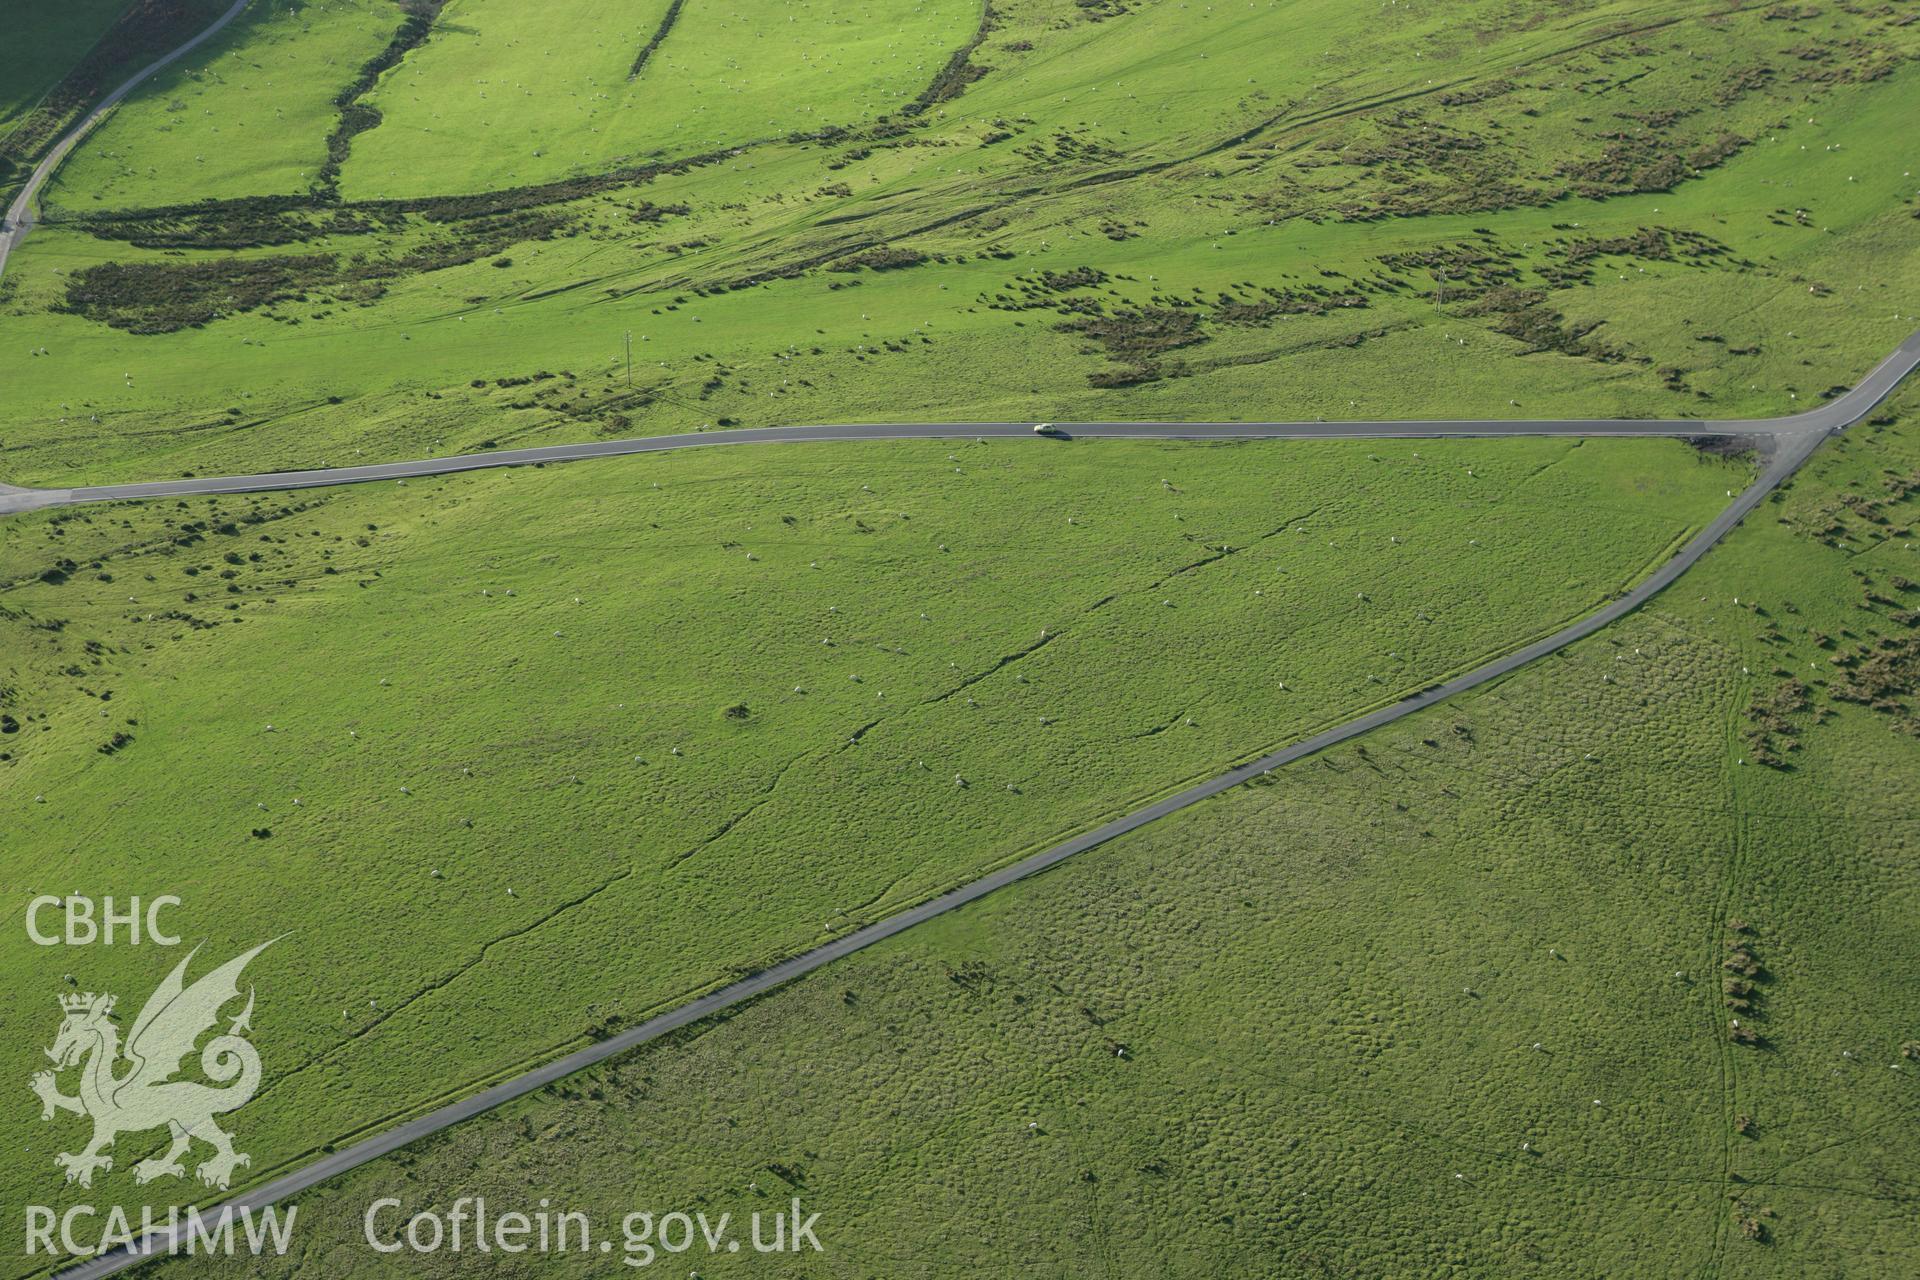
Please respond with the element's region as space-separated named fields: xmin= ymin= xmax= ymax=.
xmin=154 ymin=396 xmax=1920 ymax=1280
xmin=341 ymin=0 xmax=979 ymax=199
xmin=0 ymin=0 xmax=233 ymax=209
xmin=0 ymin=0 xmax=131 ymax=139
xmin=1 ymin=433 xmax=1742 ymax=1266
xmin=1 ymin=0 xmax=1918 ymax=1273
xmin=45 ymin=0 xmax=408 ymax=210
xmin=2 ymin=0 xmax=1917 ymax=489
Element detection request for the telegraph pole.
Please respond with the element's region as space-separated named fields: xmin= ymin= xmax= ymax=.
xmin=624 ymin=330 xmax=633 ymax=389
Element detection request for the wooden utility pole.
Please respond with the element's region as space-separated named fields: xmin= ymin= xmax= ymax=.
xmin=624 ymin=330 xmax=633 ymax=388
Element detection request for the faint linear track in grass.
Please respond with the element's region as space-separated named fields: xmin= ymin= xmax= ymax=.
xmin=43 ymin=338 xmax=1920 ymax=1280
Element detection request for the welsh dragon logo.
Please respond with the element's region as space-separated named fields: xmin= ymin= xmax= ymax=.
xmin=30 ymin=941 xmax=273 ymax=1190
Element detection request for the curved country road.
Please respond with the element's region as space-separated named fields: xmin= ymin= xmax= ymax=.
xmin=0 ymin=0 xmax=253 ymax=283
xmin=5 ymin=327 xmax=1919 ymax=515
xmin=42 ymin=334 xmax=1920 ymax=1278
xmin=8 ymin=3 xmax=1918 ymax=1274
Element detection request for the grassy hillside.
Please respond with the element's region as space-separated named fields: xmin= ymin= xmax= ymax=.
xmin=1 ymin=0 xmax=1916 ymax=487
xmin=0 ymin=433 xmax=1740 ymax=1265
xmin=0 ymin=0 xmax=132 ymax=139
xmin=157 ymin=395 xmax=1920 ymax=1280
xmin=45 ymin=0 xmax=409 ymax=209
xmin=342 ymin=0 xmax=979 ymax=198
xmin=0 ymin=0 xmax=233 ymax=205
xmin=0 ymin=0 xmax=1916 ymax=1273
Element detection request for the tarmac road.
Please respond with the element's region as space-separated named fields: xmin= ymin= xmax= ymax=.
xmin=51 ymin=433 xmax=1823 ymax=1280
xmin=44 ymin=330 xmax=1920 ymax=1279
xmin=0 ymin=0 xmax=253 ymax=284
xmin=6 ymin=322 xmax=1919 ymax=517
xmin=9 ymin=2 xmax=1920 ymax=1271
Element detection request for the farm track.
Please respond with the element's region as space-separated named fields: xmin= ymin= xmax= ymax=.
xmin=41 ymin=335 xmax=1920 ymax=1279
